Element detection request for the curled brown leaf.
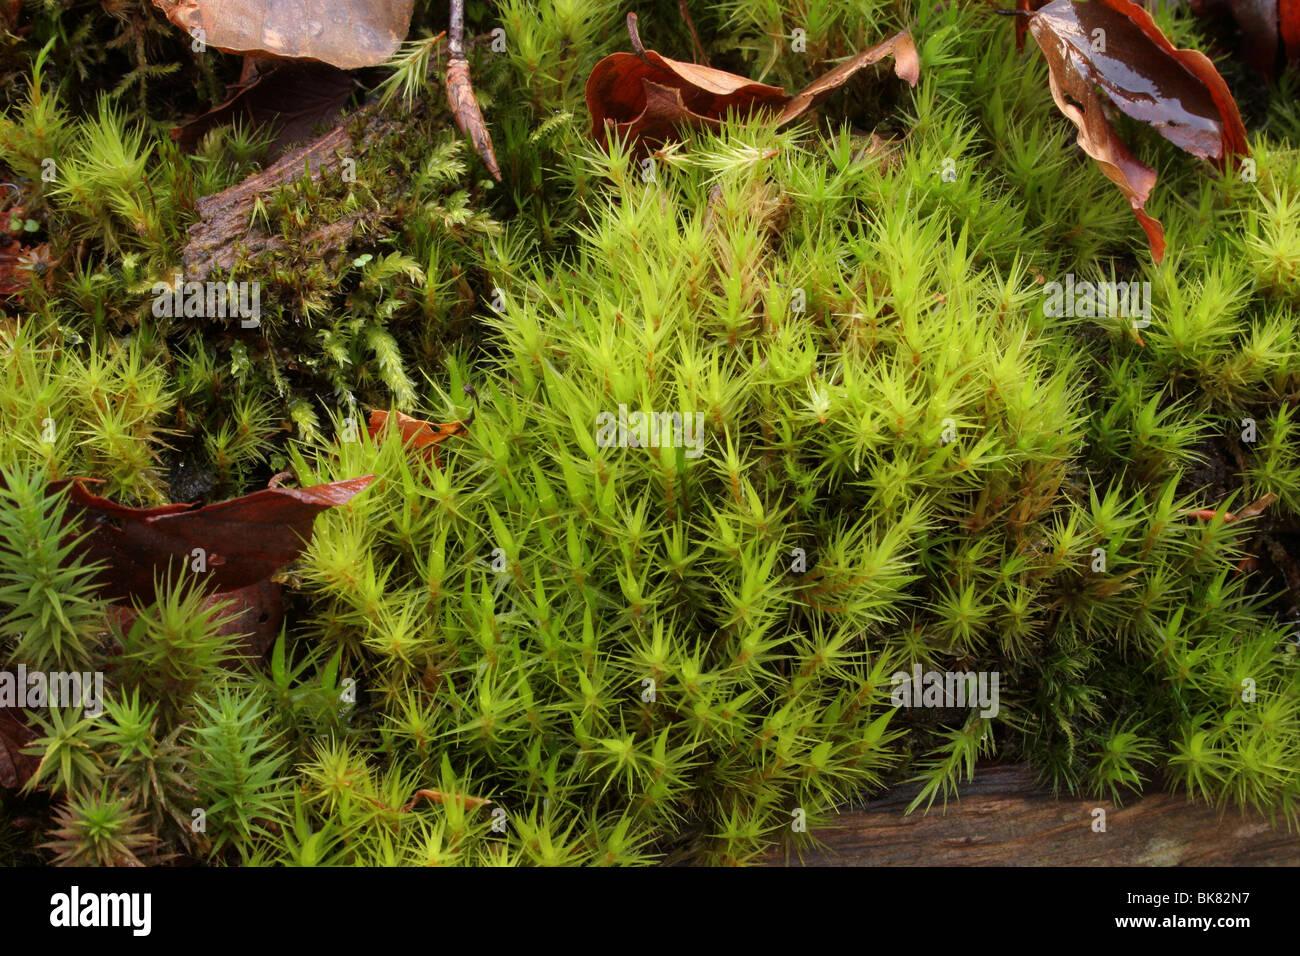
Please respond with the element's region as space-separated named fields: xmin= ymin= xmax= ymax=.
xmin=368 ymin=409 xmax=468 ymax=465
xmin=586 ymin=13 xmax=917 ymax=151
xmin=445 ymin=60 xmax=501 ymax=180
xmin=1028 ymin=0 xmax=1249 ymax=262
xmin=51 ymin=475 xmax=376 ymax=602
xmin=776 ymin=32 xmax=920 ymax=125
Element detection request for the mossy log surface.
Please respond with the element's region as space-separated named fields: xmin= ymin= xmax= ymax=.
xmin=182 ymin=112 xmax=393 ymax=280
xmin=772 ymin=764 xmax=1300 ymax=866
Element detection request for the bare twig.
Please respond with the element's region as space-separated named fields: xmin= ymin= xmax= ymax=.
xmin=399 ymin=788 xmax=493 ymax=813
xmin=679 ymin=0 xmax=709 ymax=64
xmin=1187 ymin=492 xmax=1278 ymax=523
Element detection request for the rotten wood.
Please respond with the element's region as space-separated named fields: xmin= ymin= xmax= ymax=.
xmin=770 ymin=763 xmax=1300 ymax=866
xmin=182 ymin=111 xmax=394 ymax=279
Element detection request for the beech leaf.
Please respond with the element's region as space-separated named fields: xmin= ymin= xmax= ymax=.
xmin=1028 ymin=0 xmax=1249 ymax=262
xmin=368 ymin=409 xmax=468 ymax=462
xmin=0 ymin=709 xmax=38 ymax=791
xmin=586 ymin=13 xmax=918 ymax=150
xmin=51 ymin=475 xmax=376 ymax=602
xmin=150 ymin=0 xmax=415 ymax=70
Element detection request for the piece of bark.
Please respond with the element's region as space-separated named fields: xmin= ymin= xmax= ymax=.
xmin=769 ymin=763 xmax=1300 ymax=865
xmin=182 ymin=110 xmax=394 ymax=280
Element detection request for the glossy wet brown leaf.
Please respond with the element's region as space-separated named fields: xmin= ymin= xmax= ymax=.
xmin=150 ymin=0 xmax=414 ymax=69
xmin=1028 ymin=0 xmax=1249 ymax=262
xmin=51 ymin=475 xmax=375 ymax=602
xmin=176 ymin=58 xmax=355 ymax=156
xmin=586 ymin=13 xmax=917 ymax=150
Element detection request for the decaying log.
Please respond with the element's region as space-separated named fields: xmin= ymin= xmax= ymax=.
xmin=772 ymin=763 xmax=1300 ymax=866
xmin=182 ymin=112 xmax=393 ymax=280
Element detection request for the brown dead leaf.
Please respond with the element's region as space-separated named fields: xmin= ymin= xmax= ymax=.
xmin=51 ymin=474 xmax=375 ymax=602
xmin=368 ymin=409 xmax=468 ymax=463
xmin=150 ymin=0 xmax=414 ymax=70
xmin=0 ymin=709 xmax=38 ymax=791
xmin=399 ymin=788 xmax=492 ymax=812
xmin=586 ymin=13 xmax=917 ymax=151
xmin=1187 ymin=492 xmax=1279 ymax=523
xmin=1028 ymin=0 xmax=1249 ymax=263
xmin=775 ymin=33 xmax=920 ymax=125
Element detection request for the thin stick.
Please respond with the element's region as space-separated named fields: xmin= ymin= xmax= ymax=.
xmin=1186 ymin=492 xmax=1279 ymax=524
xmin=679 ymin=0 xmax=709 ymax=64
xmin=446 ymin=0 xmax=502 ymax=180
xmin=448 ymin=0 xmax=466 ymax=58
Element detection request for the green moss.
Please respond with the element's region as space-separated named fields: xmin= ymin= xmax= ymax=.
xmin=1 ymin=0 xmax=1299 ymax=865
